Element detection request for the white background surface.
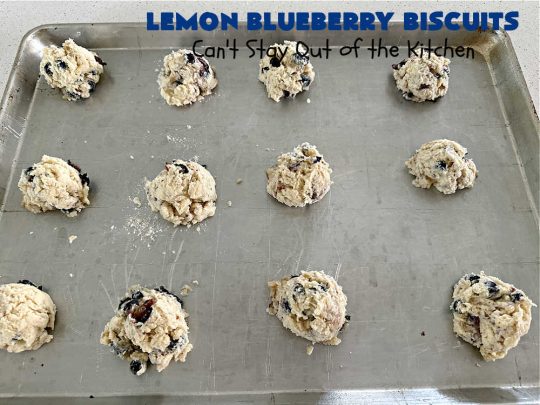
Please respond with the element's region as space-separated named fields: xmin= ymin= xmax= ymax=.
xmin=0 ymin=1 xmax=538 ymax=109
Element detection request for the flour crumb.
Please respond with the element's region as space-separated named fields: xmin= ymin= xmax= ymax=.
xmin=236 ymin=178 xmax=243 ymax=184
xmin=110 ymin=225 xmax=115 ymax=230
xmin=227 ymin=200 xmax=232 ymax=207
xmin=180 ymin=284 xmax=193 ymax=296
xmin=186 ymin=124 xmax=192 ymax=129
xmin=151 ymin=155 xmax=154 ymax=159
xmin=132 ymin=197 xmax=142 ymax=207
xmin=475 ymin=363 xmax=481 ymax=368
xmin=307 ymin=98 xmax=311 ymax=104
xmin=69 ymin=273 xmax=74 ymax=278
xmin=29 ymin=231 xmax=34 ymax=235
xmin=306 ymin=345 xmax=314 ymax=356
xmin=196 ymin=226 xmax=201 ymax=233
xmin=68 ymin=235 xmax=78 ymax=244
xmin=192 ymin=280 xmax=199 ymax=286
xmin=129 ymin=155 xmax=134 ymax=160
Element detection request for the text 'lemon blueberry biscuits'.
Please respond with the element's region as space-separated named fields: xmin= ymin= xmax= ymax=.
xmin=18 ymin=155 xmax=90 ymax=217
xmin=451 ymin=272 xmax=535 ymax=361
xmin=268 ymin=271 xmax=348 ymax=348
xmin=266 ymin=143 xmax=332 ymax=207
xmin=259 ymin=41 xmax=315 ymax=102
xmin=0 ymin=281 xmax=56 ymax=353
xmin=145 ymin=160 xmax=217 ymax=227
xmin=101 ymin=285 xmax=193 ymax=376
xmin=405 ymin=139 xmax=477 ymax=194
xmin=158 ymin=49 xmax=218 ymax=106
xmin=40 ymin=38 xmax=105 ymax=101
xmin=392 ymin=52 xmax=450 ymax=102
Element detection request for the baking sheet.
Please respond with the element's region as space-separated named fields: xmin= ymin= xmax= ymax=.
xmin=0 ymin=23 xmax=538 ymax=403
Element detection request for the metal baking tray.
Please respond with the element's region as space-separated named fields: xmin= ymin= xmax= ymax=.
xmin=0 ymin=23 xmax=538 ymax=403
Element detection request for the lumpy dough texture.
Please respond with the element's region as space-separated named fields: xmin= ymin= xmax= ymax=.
xmin=145 ymin=160 xmax=217 ymax=226
xmin=100 ymin=286 xmax=193 ymax=376
xmin=18 ymin=155 xmax=90 ymax=217
xmin=266 ymin=143 xmax=332 ymax=207
xmin=259 ymin=41 xmax=315 ymax=102
xmin=0 ymin=281 xmax=56 ymax=353
xmin=392 ymin=52 xmax=450 ymax=102
xmin=40 ymin=38 xmax=104 ymax=101
xmin=268 ymin=271 xmax=348 ymax=345
xmin=158 ymin=49 xmax=218 ymax=106
xmin=451 ymin=272 xmax=535 ymax=361
xmin=405 ymin=139 xmax=477 ymax=194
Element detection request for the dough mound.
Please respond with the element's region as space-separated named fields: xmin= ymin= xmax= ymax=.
xmin=259 ymin=41 xmax=315 ymax=102
xmin=145 ymin=160 xmax=217 ymax=226
xmin=100 ymin=285 xmax=193 ymax=376
xmin=392 ymin=52 xmax=450 ymax=102
xmin=267 ymin=271 xmax=348 ymax=345
xmin=40 ymin=38 xmax=104 ymax=101
xmin=451 ymin=272 xmax=535 ymax=361
xmin=266 ymin=143 xmax=332 ymax=207
xmin=158 ymin=49 xmax=218 ymax=106
xmin=405 ymin=139 xmax=477 ymax=194
xmin=0 ymin=281 xmax=56 ymax=353
xmin=18 ymin=155 xmax=90 ymax=217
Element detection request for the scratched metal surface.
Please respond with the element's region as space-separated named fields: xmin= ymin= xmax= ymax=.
xmin=0 ymin=24 xmax=538 ymax=403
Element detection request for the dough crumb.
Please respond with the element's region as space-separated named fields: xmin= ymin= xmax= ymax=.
xmin=68 ymin=235 xmax=78 ymax=244
xmin=227 ymin=200 xmax=232 ymax=207
xmin=130 ymin=155 xmax=134 ymax=160
xmin=306 ymin=345 xmax=314 ymax=355
xmin=236 ymin=178 xmax=243 ymax=184
xmin=451 ymin=272 xmax=535 ymax=361
xmin=132 ymin=197 xmax=142 ymax=207
xmin=186 ymin=124 xmax=192 ymax=129
xmin=180 ymin=285 xmax=192 ymax=296
xmin=192 ymin=280 xmax=199 ymax=286
xmin=406 ymin=139 xmax=477 ymax=194
xmin=306 ymin=98 xmax=311 ymax=104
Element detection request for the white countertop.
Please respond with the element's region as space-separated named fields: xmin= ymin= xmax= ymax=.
xmin=0 ymin=1 xmax=538 ymax=109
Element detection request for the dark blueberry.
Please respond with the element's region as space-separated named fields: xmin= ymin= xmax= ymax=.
xmin=311 ymin=191 xmax=318 ymax=200
xmin=154 ymin=286 xmax=183 ymax=306
xmin=91 ymin=70 xmax=97 ymax=75
xmin=466 ymin=274 xmax=480 ymax=285
xmin=420 ymin=331 xmax=426 ymax=336
xmin=281 ymin=300 xmax=291 ymax=313
xmin=288 ymin=162 xmax=300 ymax=172
xmin=293 ymin=284 xmax=305 ymax=294
xmin=435 ymin=160 xmax=447 ymax=170
xmin=173 ymin=163 xmax=189 ymax=174
xmin=468 ymin=315 xmax=480 ymax=328
xmin=61 ymin=208 xmax=76 ymax=215
xmin=66 ymin=92 xmax=81 ymax=101
xmin=87 ymin=80 xmax=96 ymax=93
xmin=261 ymin=66 xmax=270 ymax=73
xmin=79 ymin=173 xmax=90 ymax=187
xmin=121 ymin=299 xmax=139 ymax=313
xmin=18 ymin=280 xmax=42 ymax=290
xmin=129 ymin=298 xmax=155 ymax=323
xmin=290 ymin=274 xmax=299 ymax=279
xmin=197 ymin=56 xmax=210 ymax=77
xmin=131 ymin=291 xmax=143 ymax=300
xmin=117 ymin=296 xmax=131 ymax=310
xmin=345 ymin=315 xmax=351 ymax=321
xmin=391 ymin=60 xmax=407 ymax=70
xmin=24 ymin=166 xmax=34 ymax=176
xmin=419 ymin=84 xmax=430 ymax=90
xmin=313 ymin=156 xmax=322 ymax=164
xmin=94 ymin=56 xmax=106 ymax=66
xmin=484 ymin=281 xmax=499 ymax=297
xmin=129 ymin=360 xmax=143 ymax=375
xmin=200 ymin=164 xmax=207 ymax=168
xmin=451 ymin=300 xmax=461 ymax=312
xmin=300 ymin=75 xmax=311 ymax=88
xmin=270 ymin=57 xmax=281 ymax=68
xmin=56 ymin=60 xmax=67 ymax=70
xmin=283 ymin=90 xmax=291 ymax=98
xmin=510 ymin=292 xmax=523 ymax=302
xmin=67 ymin=160 xmax=81 ymax=172
xmin=318 ymin=284 xmax=328 ymax=292
xmin=44 ymin=63 xmax=53 ymax=76
xmin=406 ymin=92 xmax=414 ymax=99
xmin=293 ymin=53 xmax=309 ymax=65
xmin=443 ymin=67 xmax=450 ymax=75
xmin=174 ymin=78 xmax=184 ymax=86
xmin=185 ymin=52 xmax=195 ymax=64
xmin=167 ymin=339 xmax=179 ymax=351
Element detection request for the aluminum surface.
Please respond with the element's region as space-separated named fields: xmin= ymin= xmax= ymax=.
xmin=0 ymin=23 xmax=538 ymax=403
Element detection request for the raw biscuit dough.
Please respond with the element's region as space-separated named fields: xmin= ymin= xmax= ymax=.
xmin=40 ymin=38 xmax=104 ymax=101
xmin=266 ymin=143 xmax=332 ymax=207
xmin=268 ymin=271 xmax=348 ymax=345
xmin=145 ymin=160 xmax=217 ymax=226
xmin=392 ymin=52 xmax=450 ymax=102
xmin=158 ymin=49 xmax=218 ymax=106
xmin=259 ymin=41 xmax=315 ymax=102
xmin=405 ymin=139 xmax=477 ymax=194
xmin=0 ymin=281 xmax=56 ymax=353
xmin=100 ymin=285 xmax=193 ymax=375
xmin=451 ymin=272 xmax=535 ymax=361
xmin=18 ymin=155 xmax=90 ymax=217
